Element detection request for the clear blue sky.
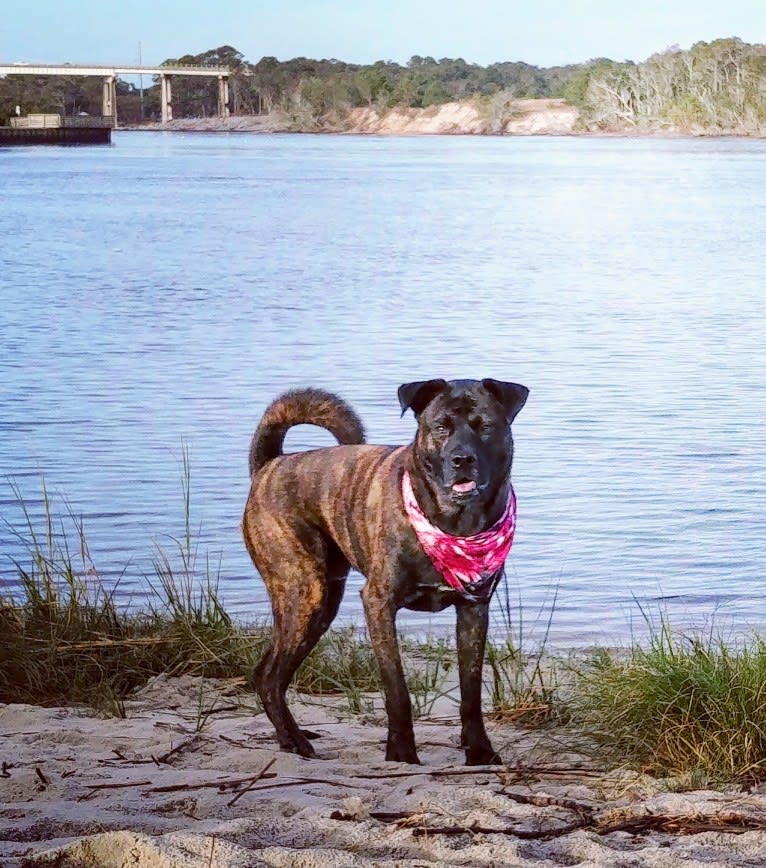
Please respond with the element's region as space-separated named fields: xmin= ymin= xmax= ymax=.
xmin=2 ymin=0 xmax=764 ymax=68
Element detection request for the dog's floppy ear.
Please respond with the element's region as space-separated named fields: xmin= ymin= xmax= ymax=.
xmin=398 ymin=379 xmax=449 ymax=418
xmin=482 ymin=378 xmax=529 ymax=423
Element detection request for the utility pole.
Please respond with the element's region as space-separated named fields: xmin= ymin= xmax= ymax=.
xmin=138 ymin=40 xmax=144 ymax=120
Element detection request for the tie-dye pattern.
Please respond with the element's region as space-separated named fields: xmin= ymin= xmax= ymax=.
xmin=401 ymin=470 xmax=516 ymax=602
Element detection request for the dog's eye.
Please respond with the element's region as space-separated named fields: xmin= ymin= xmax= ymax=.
xmin=471 ymin=418 xmax=494 ymax=434
xmin=431 ymin=422 xmax=449 ymax=436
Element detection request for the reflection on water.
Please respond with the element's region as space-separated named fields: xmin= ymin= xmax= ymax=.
xmin=1 ymin=132 xmax=765 ymax=647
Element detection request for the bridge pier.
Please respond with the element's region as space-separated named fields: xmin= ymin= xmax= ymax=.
xmin=102 ymin=76 xmax=117 ymax=123
xmin=218 ymin=75 xmax=230 ymax=118
xmin=160 ymin=74 xmax=173 ymax=123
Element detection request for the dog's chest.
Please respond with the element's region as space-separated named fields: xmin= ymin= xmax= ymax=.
xmin=394 ymin=547 xmax=461 ymax=612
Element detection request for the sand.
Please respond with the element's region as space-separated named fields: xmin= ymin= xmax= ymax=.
xmin=126 ymin=98 xmax=580 ymax=136
xmin=4 ymin=675 xmax=766 ymax=867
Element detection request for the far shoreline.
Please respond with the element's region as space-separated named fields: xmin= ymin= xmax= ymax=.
xmin=117 ymin=98 xmax=766 ymax=139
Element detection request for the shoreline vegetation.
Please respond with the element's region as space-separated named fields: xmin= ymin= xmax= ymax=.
xmin=4 ymin=481 xmax=766 ymax=786
xmin=4 ymin=37 xmax=766 ymax=137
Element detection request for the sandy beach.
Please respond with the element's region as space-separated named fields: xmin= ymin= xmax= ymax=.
xmin=4 ymin=674 xmax=766 ymax=867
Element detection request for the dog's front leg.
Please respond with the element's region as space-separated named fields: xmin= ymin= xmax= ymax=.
xmin=456 ymin=601 xmax=501 ymax=765
xmin=361 ymin=581 xmax=419 ymax=764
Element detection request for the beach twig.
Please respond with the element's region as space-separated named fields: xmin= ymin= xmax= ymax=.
xmin=101 ymin=736 xmax=206 ymax=767
xmin=595 ymin=811 xmax=766 ymax=836
xmin=410 ymin=819 xmax=588 ymax=839
xmin=226 ymin=757 xmax=278 ymax=807
xmin=500 ymin=789 xmax=596 ymax=814
xmin=224 ymin=776 xmax=367 ymax=793
xmin=338 ymin=805 xmax=766 ymax=841
xmin=332 ymin=807 xmax=589 ymax=840
xmin=153 ymin=734 xmax=205 ymax=766
xmin=145 ymin=772 xmax=279 ymax=794
xmin=333 ymin=809 xmax=402 ymax=822
xmin=218 ymin=734 xmax=260 ymax=749
xmin=497 ymin=765 xmax=602 ymax=783
xmin=79 ymin=780 xmax=154 ymax=801
xmin=344 ymin=765 xmax=599 ymax=782
xmin=350 ymin=766 xmax=501 ymax=780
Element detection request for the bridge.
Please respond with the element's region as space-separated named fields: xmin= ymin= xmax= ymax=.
xmin=0 ymin=63 xmax=232 ymax=124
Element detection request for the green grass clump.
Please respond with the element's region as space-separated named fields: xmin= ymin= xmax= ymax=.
xmin=569 ymin=617 xmax=766 ymax=782
xmin=486 ymin=638 xmax=559 ymax=727
xmin=403 ymin=637 xmax=456 ymax=718
xmin=294 ymin=625 xmax=382 ymax=714
xmin=0 ymin=476 xmax=265 ymax=712
xmin=486 ymin=579 xmax=560 ymax=727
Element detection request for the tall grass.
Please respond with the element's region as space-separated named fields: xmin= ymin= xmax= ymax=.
xmin=403 ymin=637 xmax=456 ymax=718
xmin=0 ymin=471 xmax=263 ymax=711
xmin=293 ymin=626 xmax=382 ymax=715
xmin=146 ymin=445 xmax=264 ymax=678
xmin=569 ymin=613 xmax=766 ymax=782
xmin=486 ymin=578 xmax=560 ymax=726
xmin=1 ymin=479 xmax=138 ymax=709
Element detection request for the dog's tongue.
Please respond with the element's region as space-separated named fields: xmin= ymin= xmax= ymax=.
xmin=452 ymin=481 xmax=477 ymax=493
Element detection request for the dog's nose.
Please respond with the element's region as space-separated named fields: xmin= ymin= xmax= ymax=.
xmin=450 ymin=451 xmax=476 ymax=469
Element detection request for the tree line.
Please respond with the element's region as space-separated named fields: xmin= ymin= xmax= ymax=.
xmin=2 ymin=38 xmax=765 ymax=133
xmin=565 ymin=37 xmax=766 ymax=133
xmin=0 ymin=45 xmax=577 ymax=124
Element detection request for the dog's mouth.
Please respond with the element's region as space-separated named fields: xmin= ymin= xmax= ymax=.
xmin=451 ymin=480 xmax=477 ymax=494
xmin=449 ymin=479 xmax=484 ymax=500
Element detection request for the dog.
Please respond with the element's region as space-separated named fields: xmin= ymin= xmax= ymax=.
xmin=242 ymin=378 xmax=528 ymax=765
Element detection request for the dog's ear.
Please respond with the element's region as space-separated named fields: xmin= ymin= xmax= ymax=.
xmin=482 ymin=379 xmax=529 ymax=423
xmin=398 ymin=379 xmax=449 ymax=418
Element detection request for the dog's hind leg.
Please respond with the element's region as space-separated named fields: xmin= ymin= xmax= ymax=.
xmin=252 ymin=537 xmax=348 ymax=757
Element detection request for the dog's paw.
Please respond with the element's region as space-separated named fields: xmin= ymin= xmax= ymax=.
xmin=464 ymin=746 xmax=502 ymax=766
xmin=279 ymin=735 xmax=317 ymax=758
xmin=385 ymin=739 xmax=420 ymax=765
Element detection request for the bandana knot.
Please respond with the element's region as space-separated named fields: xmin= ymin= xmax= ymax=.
xmin=401 ymin=470 xmax=516 ymax=602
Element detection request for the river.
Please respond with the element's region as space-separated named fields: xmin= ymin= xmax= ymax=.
xmin=1 ymin=131 xmax=764 ymax=647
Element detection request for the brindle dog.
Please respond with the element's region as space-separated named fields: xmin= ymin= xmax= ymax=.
xmin=242 ymin=378 xmax=528 ymax=765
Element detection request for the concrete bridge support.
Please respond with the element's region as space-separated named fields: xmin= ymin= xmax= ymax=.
xmin=101 ymin=76 xmax=116 ymax=121
xmin=218 ymin=75 xmax=230 ymax=118
xmin=160 ymin=74 xmax=173 ymax=123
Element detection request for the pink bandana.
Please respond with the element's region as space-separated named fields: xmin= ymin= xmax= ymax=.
xmin=401 ymin=470 xmax=516 ymax=602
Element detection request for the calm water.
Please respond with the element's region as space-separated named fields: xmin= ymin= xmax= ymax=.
xmin=1 ymin=131 xmax=765 ymax=647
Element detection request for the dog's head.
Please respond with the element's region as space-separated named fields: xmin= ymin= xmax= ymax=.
xmin=398 ymin=378 xmax=528 ymax=507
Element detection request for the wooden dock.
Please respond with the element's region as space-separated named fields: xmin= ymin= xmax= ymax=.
xmin=0 ymin=114 xmax=112 ymax=146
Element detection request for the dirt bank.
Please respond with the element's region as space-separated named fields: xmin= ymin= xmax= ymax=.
xmin=344 ymin=97 xmax=577 ymax=135
xmin=124 ymin=98 xmax=579 ymax=136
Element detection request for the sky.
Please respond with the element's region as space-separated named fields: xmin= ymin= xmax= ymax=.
xmin=2 ymin=0 xmax=764 ymax=69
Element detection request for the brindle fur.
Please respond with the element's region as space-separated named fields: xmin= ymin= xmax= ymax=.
xmin=242 ymin=378 xmax=528 ymax=765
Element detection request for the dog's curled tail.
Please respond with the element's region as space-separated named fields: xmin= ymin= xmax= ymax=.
xmin=249 ymin=388 xmax=366 ymax=477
